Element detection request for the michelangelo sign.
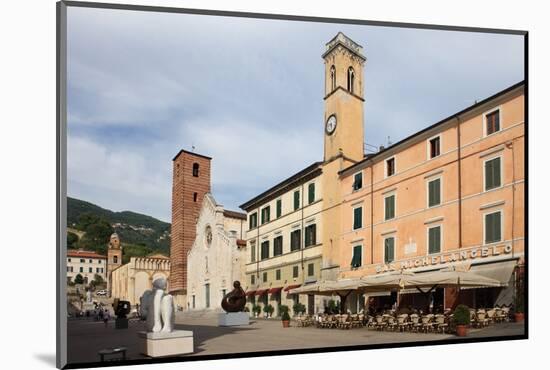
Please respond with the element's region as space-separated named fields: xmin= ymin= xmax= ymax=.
xmin=375 ymin=244 xmax=513 ymax=274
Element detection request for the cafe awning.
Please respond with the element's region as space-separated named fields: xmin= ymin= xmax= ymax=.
xmin=288 ymin=282 xmax=322 ymax=295
xmin=255 ymin=289 xmax=268 ymax=296
xmin=284 ymin=284 xmax=301 ymax=292
xmin=460 ymin=260 xmax=517 ymax=289
xmin=245 ymin=290 xmax=256 ymax=297
xmin=268 ymin=287 xmax=282 ymax=294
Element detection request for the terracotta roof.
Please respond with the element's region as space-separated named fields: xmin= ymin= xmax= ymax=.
xmin=236 ymin=239 xmax=247 ymax=247
xmin=223 ymin=209 xmax=247 ymax=220
xmin=67 ymin=250 xmax=106 ymax=259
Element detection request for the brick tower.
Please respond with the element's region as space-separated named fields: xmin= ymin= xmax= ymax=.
xmin=169 ymin=149 xmax=211 ymax=306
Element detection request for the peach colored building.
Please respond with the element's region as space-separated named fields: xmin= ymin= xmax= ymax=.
xmin=338 ymin=82 xmax=524 ymax=311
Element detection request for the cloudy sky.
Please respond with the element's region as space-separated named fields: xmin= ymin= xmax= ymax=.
xmin=67 ymin=7 xmax=524 ymax=223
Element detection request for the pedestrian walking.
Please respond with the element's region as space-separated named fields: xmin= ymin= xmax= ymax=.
xmin=103 ymin=309 xmax=110 ymax=328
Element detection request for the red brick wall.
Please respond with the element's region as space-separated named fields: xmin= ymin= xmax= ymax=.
xmin=169 ymin=151 xmax=211 ymax=294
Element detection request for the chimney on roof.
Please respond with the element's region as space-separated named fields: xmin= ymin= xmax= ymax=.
xmin=379 ymin=145 xmax=385 ymax=152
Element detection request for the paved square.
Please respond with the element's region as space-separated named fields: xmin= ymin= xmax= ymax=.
xmin=67 ymin=316 xmax=525 ymax=366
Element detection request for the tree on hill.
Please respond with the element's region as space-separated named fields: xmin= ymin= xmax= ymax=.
xmin=74 ymin=274 xmax=84 ymax=284
xmin=67 ymin=231 xmax=79 ymax=249
xmin=75 ymin=214 xmax=113 ymax=254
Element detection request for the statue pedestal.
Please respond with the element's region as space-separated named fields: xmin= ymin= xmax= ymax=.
xmin=115 ymin=317 xmax=128 ymax=329
xmin=218 ymin=312 xmax=249 ymax=326
xmin=138 ymin=330 xmax=194 ymax=357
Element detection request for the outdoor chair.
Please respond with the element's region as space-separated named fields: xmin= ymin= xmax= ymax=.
xmin=357 ymin=314 xmax=365 ymax=328
xmin=421 ymin=314 xmax=434 ymax=333
xmin=366 ymin=315 xmax=375 ymax=329
xmin=397 ymin=314 xmax=410 ymax=332
xmin=339 ymin=314 xmax=352 ymax=330
xmin=410 ymin=314 xmax=422 ymax=332
xmin=494 ymin=308 xmax=506 ymax=323
xmin=375 ymin=315 xmax=387 ymax=331
xmin=386 ymin=315 xmax=398 ymax=331
xmin=486 ymin=309 xmax=496 ymax=324
xmin=474 ymin=311 xmax=488 ymax=328
xmin=434 ymin=314 xmax=448 ymax=334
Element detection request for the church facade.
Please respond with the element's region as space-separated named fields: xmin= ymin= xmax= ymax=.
xmin=186 ymin=193 xmax=247 ymax=311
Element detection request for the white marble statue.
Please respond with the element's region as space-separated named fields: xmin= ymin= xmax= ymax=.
xmin=139 ymin=277 xmax=175 ymax=333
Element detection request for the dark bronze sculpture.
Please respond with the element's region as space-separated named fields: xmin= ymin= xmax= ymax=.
xmin=221 ymin=281 xmax=246 ymax=312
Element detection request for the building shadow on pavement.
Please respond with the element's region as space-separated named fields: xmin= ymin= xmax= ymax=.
xmin=173 ymin=322 xmax=258 ymax=354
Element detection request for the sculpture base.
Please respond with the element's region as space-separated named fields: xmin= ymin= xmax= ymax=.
xmin=218 ymin=312 xmax=250 ymax=326
xmin=115 ymin=318 xmax=128 ymax=329
xmin=138 ymin=330 xmax=194 ymax=357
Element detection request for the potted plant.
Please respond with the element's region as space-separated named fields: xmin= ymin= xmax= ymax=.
xmin=252 ymin=304 xmax=261 ymax=318
xmin=453 ymin=304 xmax=471 ymax=337
xmin=293 ymin=302 xmax=306 ymax=316
xmin=279 ymin=305 xmax=290 ymax=327
xmin=263 ymin=304 xmax=274 ymax=318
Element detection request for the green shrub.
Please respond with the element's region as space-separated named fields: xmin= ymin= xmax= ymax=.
xmin=281 ymin=311 xmax=291 ymax=321
xmin=278 ymin=304 xmax=289 ymax=316
xmin=293 ymin=302 xmax=306 ymax=315
xmin=263 ymin=304 xmax=274 ymax=314
xmin=453 ymin=304 xmax=471 ymax=325
xmin=252 ymin=304 xmax=261 ymax=314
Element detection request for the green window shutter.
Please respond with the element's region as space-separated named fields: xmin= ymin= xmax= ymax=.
xmin=276 ymin=199 xmax=282 ymax=218
xmin=485 ymin=158 xmax=501 ymax=190
xmin=351 ymin=245 xmax=362 ymax=268
xmin=308 ymin=183 xmax=315 ymax=204
xmin=493 ymin=158 xmax=501 ymax=188
xmin=429 ymin=226 xmax=441 ymax=254
xmin=385 ymin=238 xmax=394 ymax=263
xmin=294 ymin=191 xmax=300 ymax=210
xmin=486 ymin=212 xmax=501 ymax=243
xmin=385 ymin=195 xmax=395 ymax=220
xmin=485 ymin=161 xmax=494 ymax=190
xmin=429 ymin=179 xmax=441 ymax=207
xmin=353 ymin=207 xmax=362 ymax=229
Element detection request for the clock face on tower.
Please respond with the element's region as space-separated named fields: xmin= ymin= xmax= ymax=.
xmin=325 ymin=114 xmax=337 ymax=135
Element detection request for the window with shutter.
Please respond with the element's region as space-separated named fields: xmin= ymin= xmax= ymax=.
xmin=353 ymin=172 xmax=363 ymax=190
xmin=485 ymin=157 xmax=501 ymax=191
xmin=308 ymin=183 xmax=315 ymax=204
xmin=386 ymin=157 xmax=395 ymax=177
xmin=290 ymin=229 xmax=301 ymax=251
xmin=385 ymin=195 xmax=395 ymax=220
xmin=276 ymin=199 xmax=282 ymax=218
xmin=249 ymin=213 xmax=257 ymax=229
xmin=486 ymin=110 xmax=500 ymax=135
xmin=273 ymin=236 xmax=283 ymax=256
xmin=261 ymin=206 xmax=271 ymax=224
xmin=351 ymin=245 xmax=362 ymax=268
xmin=428 ymin=178 xmax=441 ymax=207
xmin=305 ymin=224 xmax=317 ymax=247
xmin=293 ymin=190 xmax=300 ymax=211
xmin=428 ymin=226 xmax=441 ymax=254
xmin=384 ymin=237 xmax=395 ymax=263
xmin=353 ymin=207 xmax=363 ymax=230
xmin=429 ymin=136 xmax=441 ymax=158
xmin=276 ymin=269 xmax=281 ymax=280
xmin=308 ymin=263 xmax=314 ymax=276
xmin=250 ymin=241 xmax=256 ymax=262
xmin=293 ymin=265 xmax=299 ymax=278
xmin=485 ymin=211 xmax=502 ymax=244
xmin=261 ymin=241 xmax=269 ymax=260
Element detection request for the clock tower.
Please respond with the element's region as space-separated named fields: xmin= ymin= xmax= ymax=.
xmin=321 ymin=33 xmax=366 ymax=282
xmin=322 ymin=32 xmax=366 ymax=162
